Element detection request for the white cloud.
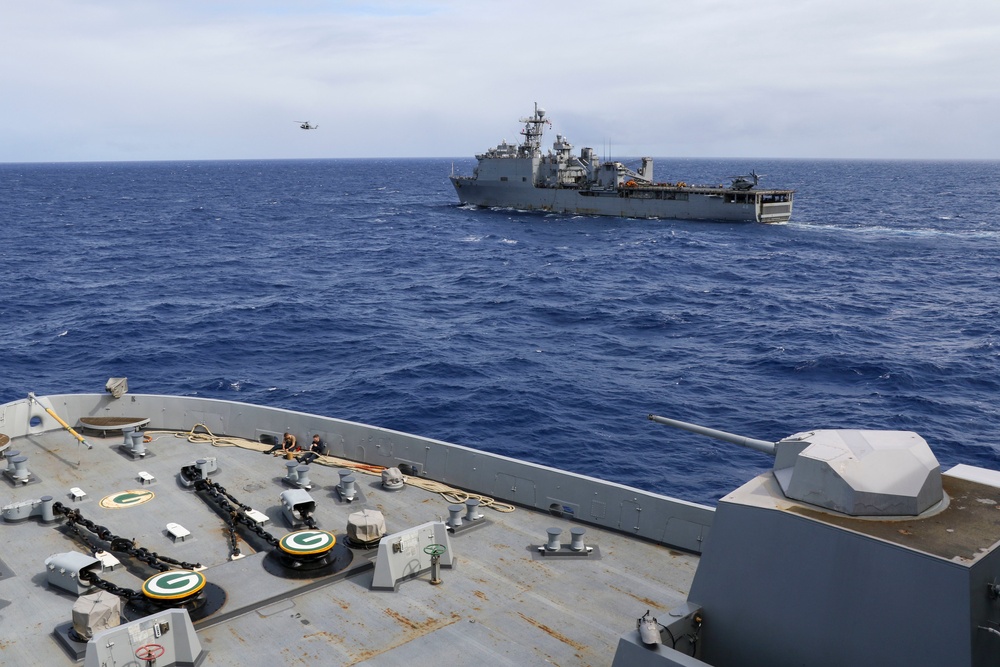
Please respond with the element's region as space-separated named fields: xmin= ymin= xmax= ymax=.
xmin=1 ymin=0 xmax=998 ymax=161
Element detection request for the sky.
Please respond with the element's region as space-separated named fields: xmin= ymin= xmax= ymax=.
xmin=2 ymin=0 xmax=998 ymax=162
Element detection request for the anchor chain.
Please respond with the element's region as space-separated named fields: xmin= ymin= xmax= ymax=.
xmin=52 ymin=502 xmax=203 ymax=571
xmin=78 ymin=568 xmax=144 ymax=600
xmin=191 ymin=476 xmax=305 ymax=556
xmin=192 ymin=476 xmax=259 ymax=558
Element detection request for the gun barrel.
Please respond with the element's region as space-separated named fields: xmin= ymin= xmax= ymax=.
xmin=648 ymin=414 xmax=776 ymax=455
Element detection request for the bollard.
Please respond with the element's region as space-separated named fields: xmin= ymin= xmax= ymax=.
xmin=12 ymin=455 xmax=30 ymax=481
xmin=464 ymin=498 xmax=482 ymax=522
xmin=296 ymin=465 xmax=311 ymax=489
xmin=341 ymin=475 xmax=356 ymax=501
xmin=285 ymin=460 xmax=300 ymax=484
xmin=41 ymin=495 xmax=55 ymax=522
xmin=546 ymin=527 xmax=562 ymax=551
xmin=447 ymin=504 xmax=464 ymax=529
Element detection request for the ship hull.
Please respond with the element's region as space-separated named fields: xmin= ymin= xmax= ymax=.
xmin=451 ymin=177 xmax=793 ymax=223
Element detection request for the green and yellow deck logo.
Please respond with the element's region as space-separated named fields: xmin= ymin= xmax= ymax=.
xmin=142 ymin=570 xmax=207 ymax=600
xmin=99 ymin=489 xmax=155 ymax=509
xmin=278 ymin=530 xmax=336 ymax=555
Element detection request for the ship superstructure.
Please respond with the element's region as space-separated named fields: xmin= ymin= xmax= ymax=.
xmin=451 ymin=104 xmax=795 ymax=223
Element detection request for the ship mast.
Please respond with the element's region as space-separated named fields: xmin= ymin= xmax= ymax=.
xmin=517 ymin=103 xmax=549 ymax=157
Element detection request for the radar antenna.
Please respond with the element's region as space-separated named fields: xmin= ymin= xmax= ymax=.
xmin=517 ymin=103 xmax=551 ymax=157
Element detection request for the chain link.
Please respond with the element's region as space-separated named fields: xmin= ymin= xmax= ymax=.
xmin=192 ymin=476 xmax=283 ymax=551
xmin=78 ymin=568 xmax=144 ymax=600
xmin=53 ymin=470 xmax=320 ymax=582
xmin=52 ymin=502 xmax=203 ymax=571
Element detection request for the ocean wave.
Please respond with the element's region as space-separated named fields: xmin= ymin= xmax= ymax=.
xmin=2 ymin=158 xmax=998 ymax=504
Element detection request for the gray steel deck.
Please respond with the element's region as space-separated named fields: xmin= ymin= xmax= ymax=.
xmin=0 ymin=420 xmax=699 ymax=666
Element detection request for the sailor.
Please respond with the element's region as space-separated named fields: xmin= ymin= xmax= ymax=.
xmin=297 ymin=434 xmax=327 ymax=464
xmin=264 ymin=432 xmax=298 ymax=456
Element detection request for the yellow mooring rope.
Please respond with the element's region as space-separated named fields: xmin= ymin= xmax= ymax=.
xmin=145 ymin=423 xmax=515 ymax=513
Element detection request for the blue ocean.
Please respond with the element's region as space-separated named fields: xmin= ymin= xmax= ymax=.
xmin=2 ymin=158 xmax=998 ymax=506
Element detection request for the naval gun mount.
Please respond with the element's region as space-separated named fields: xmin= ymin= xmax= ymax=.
xmin=648 ymin=414 xmax=943 ymax=517
xmin=628 ymin=415 xmax=1000 ymax=667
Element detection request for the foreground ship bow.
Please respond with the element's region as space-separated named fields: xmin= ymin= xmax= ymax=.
xmin=451 ymin=104 xmax=794 ymax=223
xmin=2 ymin=383 xmax=999 ymax=666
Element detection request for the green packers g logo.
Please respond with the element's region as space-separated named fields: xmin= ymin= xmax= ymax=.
xmin=99 ymin=489 xmax=155 ymax=509
xmin=142 ymin=570 xmax=207 ymax=600
xmin=278 ymin=530 xmax=336 ymax=555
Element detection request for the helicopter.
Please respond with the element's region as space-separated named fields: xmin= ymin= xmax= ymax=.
xmin=728 ymin=169 xmax=761 ymax=190
xmin=295 ymin=121 xmax=318 ymax=130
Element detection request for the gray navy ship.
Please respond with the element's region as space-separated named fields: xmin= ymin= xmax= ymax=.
xmin=2 ymin=380 xmax=999 ymax=666
xmin=451 ymin=104 xmax=795 ymax=223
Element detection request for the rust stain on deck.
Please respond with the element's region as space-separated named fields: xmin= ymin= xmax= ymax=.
xmin=384 ymin=608 xmax=420 ymax=630
xmin=609 ymin=584 xmax=663 ymax=609
xmin=517 ymin=612 xmax=586 ymax=651
xmin=346 ymin=612 xmax=462 ymax=665
xmin=303 ymin=630 xmax=343 ymax=645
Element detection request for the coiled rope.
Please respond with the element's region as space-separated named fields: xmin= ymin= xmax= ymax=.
xmin=145 ymin=424 xmax=515 ymax=513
